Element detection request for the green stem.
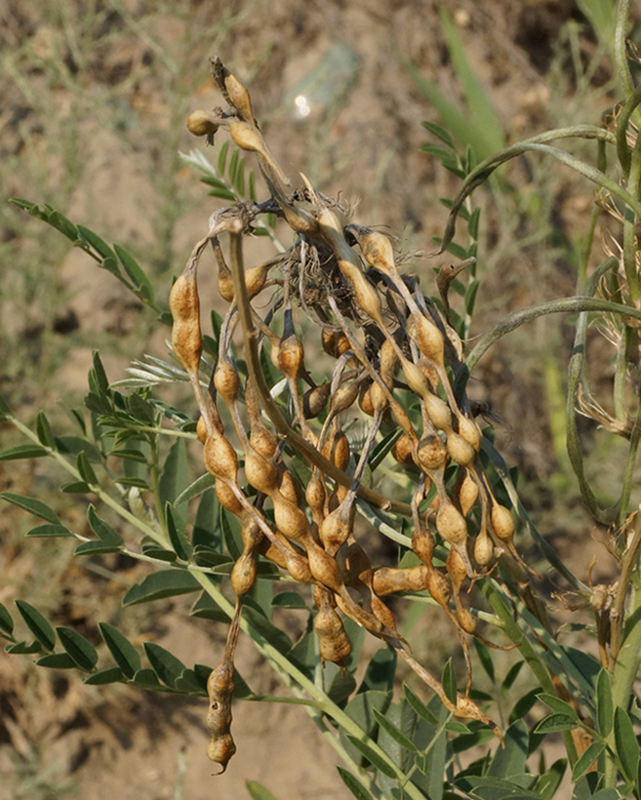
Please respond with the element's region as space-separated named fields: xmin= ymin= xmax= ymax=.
xmin=135 ymin=426 xmax=198 ymax=440
xmin=618 ymin=399 xmax=641 ymax=528
xmin=190 ymin=570 xmax=421 ymax=798
xmin=148 ymin=434 xmax=167 ymax=537
xmin=614 ymin=0 xmax=636 ymax=110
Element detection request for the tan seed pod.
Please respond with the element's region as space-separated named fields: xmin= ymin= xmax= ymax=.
xmin=249 ymin=426 xmax=278 ymax=459
xmin=453 ymin=468 xmax=479 ymax=517
xmin=223 ymin=71 xmax=254 ymax=124
xmin=446 ymin=431 xmax=475 ymax=467
xmin=392 ymin=434 xmax=417 ymax=468
xmin=357 ymin=229 xmax=395 ymax=274
xmin=446 ymin=547 xmax=468 ymax=593
xmin=420 ymin=361 xmax=440 ymax=393
xmin=231 ymin=552 xmax=257 ymax=597
xmin=417 ymin=434 xmax=448 ymax=472
xmin=204 ymin=434 xmax=238 ymax=483
xmin=214 ymin=361 xmax=239 ymax=404
xmin=303 ymin=383 xmax=331 ymax=418
xmin=320 ymin=504 xmax=354 ymax=554
xmin=424 ymin=391 xmax=452 ymax=432
xmin=216 ymin=479 xmax=244 ymax=517
xmin=370 ymin=381 xmax=388 ymax=413
xmin=322 ymin=329 xmax=351 ymax=359
xmin=407 ymin=312 xmax=445 ymax=369
xmin=358 ymin=381 xmax=375 ymax=416
xmin=273 ymin=492 xmax=310 ymax=542
xmin=329 ymin=382 xmax=360 ymax=415
xmin=207 ymin=734 xmax=236 ymax=773
xmin=240 ymin=518 xmax=263 ymax=550
xmin=372 ymin=565 xmax=429 ymax=596
xmin=244 ymin=449 xmax=278 ymax=495
xmin=426 ymin=567 xmax=452 ymax=609
xmin=279 ymin=468 xmax=302 ymax=505
xmin=169 ymin=267 xmax=202 ymax=376
xmin=402 ymin=359 xmax=429 ymax=398
xmin=306 ymin=541 xmax=343 ymax=593
xmin=305 ymin=471 xmax=326 ymax=515
xmin=197 ymin=414 xmax=208 ymax=445
xmin=456 ymin=414 xmax=482 ymax=451
xmin=313 ymin=586 xmax=352 ymax=665
xmin=455 ymin=600 xmax=477 ymax=634
xmin=278 ymin=334 xmax=304 ymax=380
xmin=474 ymin=526 xmax=494 ymax=568
xmin=322 ymin=430 xmax=351 ymax=472
xmin=187 ymin=109 xmax=220 ymax=137
xmin=206 ymin=658 xmax=235 ymax=773
xmin=412 ymin=525 xmax=435 ymax=566
xmin=436 ymin=500 xmax=468 ymax=547
xmin=371 ymin=595 xmax=397 ymax=631
xmin=490 ymin=503 xmax=515 ymax=541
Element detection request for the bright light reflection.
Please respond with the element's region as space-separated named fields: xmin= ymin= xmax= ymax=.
xmin=294 ymin=94 xmax=311 ymax=118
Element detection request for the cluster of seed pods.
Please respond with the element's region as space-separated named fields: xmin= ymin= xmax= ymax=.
xmin=175 ymin=58 xmax=517 ymax=771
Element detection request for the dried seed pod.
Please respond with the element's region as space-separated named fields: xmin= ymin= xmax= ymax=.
xmin=322 ymin=430 xmax=351 ymax=472
xmin=490 ymin=503 xmax=515 ymax=541
xmin=426 ymin=567 xmax=452 ymax=609
xmin=456 ymin=414 xmax=482 ymax=452
xmin=206 ymin=659 xmax=236 ymax=773
xmin=329 ymin=382 xmax=360 ymax=415
xmin=416 ymin=433 xmax=448 ymax=472
xmin=393 ymin=434 xmax=417 ymax=468
xmin=306 ymin=471 xmax=326 ymax=516
xmin=455 ymin=600 xmax=477 ymax=634
xmin=446 ymin=431 xmax=475 ymax=467
xmin=320 ymin=503 xmax=355 ymax=555
xmin=303 ymin=383 xmax=331 ymax=418
xmin=211 ymin=238 xmax=234 ymax=303
xmin=214 ymin=361 xmax=239 ymax=404
xmin=446 ymin=547 xmax=468 ymax=593
xmin=169 ymin=261 xmax=202 ymax=376
xmin=279 ymin=468 xmax=302 ymax=505
xmin=231 ymin=552 xmax=257 ymax=597
xmin=424 ymin=391 xmax=453 ymax=432
xmin=278 ymin=334 xmax=304 ymax=380
xmin=216 ymin=479 xmax=244 ymax=517
xmin=272 ymin=492 xmax=310 ymax=542
xmin=453 ymin=468 xmax=479 ymax=517
xmin=474 ymin=526 xmax=494 ymax=568
xmin=371 ymin=595 xmax=397 ymax=631
xmin=313 ymin=586 xmax=351 ymax=665
xmin=197 ymin=414 xmax=209 ymax=445
xmin=187 ymin=109 xmax=220 ymax=137
xmin=436 ymin=500 xmax=468 ymax=547
xmin=244 ymin=449 xmax=278 ymax=495
xmin=353 ymin=228 xmax=395 ymax=274
xmin=358 ymin=381 xmax=375 ymax=416
xmin=204 ymin=433 xmax=238 ymax=482
xmin=407 ymin=312 xmax=445 ymax=369
xmin=249 ymin=426 xmax=278 ymax=459
xmin=227 ymin=119 xmax=290 ymax=186
xmin=412 ymin=524 xmax=435 ymax=566
xmin=322 ymin=329 xmax=351 ymax=359
xmin=372 ymin=565 xmax=429 ymax=596
xmin=210 ymin=56 xmax=255 ymax=123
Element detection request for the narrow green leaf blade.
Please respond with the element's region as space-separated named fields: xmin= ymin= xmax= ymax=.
xmin=87 ymin=505 xmax=123 ymax=545
xmin=36 ymin=412 xmax=55 ymax=448
xmin=534 ymin=713 xmax=578 ymax=734
xmin=245 ymin=780 xmax=280 ymax=800
xmin=614 ymin=705 xmax=639 ymax=783
xmin=56 ymin=627 xmax=98 ymax=671
xmin=166 ymin=502 xmax=192 ymax=561
xmin=596 ymin=667 xmax=613 ymax=737
xmin=345 ymin=736 xmax=398 ymax=780
xmin=99 ymin=623 xmax=141 ymax=679
xmin=0 ymin=445 xmax=50 ymax=461
xmin=0 ymin=603 xmax=14 ymax=635
xmin=144 ymin=642 xmax=188 ymax=689
xmin=442 ymin=658 xmax=457 ymax=705
xmin=15 ymin=600 xmax=56 ymax=651
xmin=1 ymin=492 xmax=61 ymax=525
xmin=36 ymin=652 xmax=77 ymax=669
xmin=571 ymin=741 xmax=605 ymax=782
xmin=76 ymin=225 xmax=117 ymax=261
xmin=84 ymin=667 xmax=124 ymax=685
xmin=372 ymin=707 xmax=419 ymax=753
xmin=113 ymin=244 xmax=154 ymax=299
xmin=336 ymin=767 xmax=375 ymax=800
xmin=536 ymin=693 xmax=578 ymax=718
xmin=26 ymin=524 xmax=74 ymax=538
xmin=123 ymin=570 xmax=201 ymax=606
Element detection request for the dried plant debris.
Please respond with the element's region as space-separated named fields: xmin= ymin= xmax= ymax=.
xmin=180 ymin=58 xmax=516 ymax=770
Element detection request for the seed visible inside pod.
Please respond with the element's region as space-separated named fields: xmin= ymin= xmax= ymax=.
xmin=187 ymin=109 xmax=220 ymax=137
xmin=303 ymin=383 xmax=331 ymax=418
xmin=417 ymin=434 xmax=448 ymax=471
xmin=456 ymin=414 xmax=482 ymax=451
xmin=446 ymin=431 xmax=475 ymax=467
xmin=490 ymin=503 xmax=515 ymax=541
xmin=231 ymin=552 xmax=257 ymax=597
xmin=214 ymin=361 xmax=239 ymax=404
xmin=436 ymin=500 xmax=468 ymax=547
xmin=204 ymin=433 xmax=238 ymax=482
xmin=402 ymin=360 xmax=430 ymax=397
xmin=393 ymin=434 xmax=417 ymax=468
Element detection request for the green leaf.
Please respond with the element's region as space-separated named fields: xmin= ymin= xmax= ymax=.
xmin=421 ymin=121 xmax=455 ymax=148
xmin=6 ymin=641 xmax=43 ymax=655
xmin=35 ymin=412 xmax=55 ymax=448
xmin=345 ymin=736 xmax=397 ymax=780
xmin=26 ymin=524 xmax=74 ymax=538
xmin=403 ymin=683 xmax=439 ymax=726
xmin=99 ymin=623 xmax=141 ymax=679
xmin=228 ymin=148 xmax=239 ymax=185
xmin=36 ymin=653 xmax=77 ymax=669
xmin=174 ymin=473 xmax=216 ymax=507
xmin=596 ymin=667 xmax=613 ymax=737
xmin=0 ymin=603 xmax=13 ymax=636
xmin=113 ymin=244 xmax=154 ymax=301
xmin=245 ymin=780 xmax=280 ymax=800
xmin=235 ymin=156 xmax=245 ymax=196
xmin=534 ymin=758 xmax=567 ymax=800
xmin=536 ymin=693 xmax=578 ymax=719
xmin=442 ymin=658 xmax=457 ymax=705
xmin=141 ymin=545 xmax=177 ymax=563
xmin=248 ymin=169 xmax=257 ymax=202
xmin=165 ymin=502 xmax=192 ymax=561
xmin=73 ymin=541 xmax=122 ymax=556
xmin=509 ymin=687 xmax=541 ymax=724
xmin=372 ymin=707 xmax=418 ymax=753
xmin=190 ymin=591 xmax=230 ymax=624
xmin=474 ymin=638 xmax=495 ymax=683
xmin=55 ymin=435 xmax=101 ymax=462
xmin=144 ymin=642 xmax=188 ymax=689
xmin=159 ymin=438 xmax=188 ymax=514
xmin=91 ymin=350 xmax=110 ymax=395
xmin=534 ymin=713 xmax=578 ymax=734
xmin=77 ymin=451 xmax=98 ymax=486
xmin=217 ymin=140 xmax=230 ymax=175
xmin=0 ymin=394 xmax=13 ymax=420
xmin=358 ymin=646 xmax=397 ymax=694
xmin=336 ymin=767 xmax=375 ymax=800
xmin=83 ymin=667 xmax=125 ymax=685
xmin=207 ymin=187 xmax=237 ymax=201
xmin=76 ymin=224 xmax=117 ymax=261
xmin=87 ymin=506 xmax=123 ymax=545
xmin=571 ymin=742 xmax=605 ymax=782
xmin=48 ymin=210 xmax=78 ymax=241
xmin=614 ymin=706 xmax=639 ymax=784
xmin=130 ymin=668 xmax=164 ymax=690
xmin=0 ymin=445 xmax=50 ymax=461
xmin=343 ymin=690 xmax=392 ymax=764
xmin=15 ymin=600 xmax=55 ymax=651
xmin=488 ymin=720 xmax=529 ymax=779
xmin=271 ymin=591 xmax=307 ymax=609
xmin=123 ymin=569 xmax=201 ymax=606
xmin=56 ymin=627 xmax=98 ymax=671
xmin=193 ymin=487 xmax=219 ymax=551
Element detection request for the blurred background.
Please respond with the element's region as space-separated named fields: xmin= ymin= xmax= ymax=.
xmin=0 ymin=1 xmax=637 ymax=798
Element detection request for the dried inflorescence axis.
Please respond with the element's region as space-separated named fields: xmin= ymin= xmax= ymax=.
xmin=175 ymin=57 xmax=520 ymax=771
